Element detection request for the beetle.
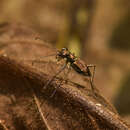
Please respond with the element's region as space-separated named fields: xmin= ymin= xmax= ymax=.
xmin=56 ymin=48 xmax=96 ymax=92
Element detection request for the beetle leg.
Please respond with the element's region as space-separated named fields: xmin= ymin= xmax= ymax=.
xmin=87 ymin=65 xmax=96 ymax=92
xmin=87 ymin=64 xmax=96 ymax=83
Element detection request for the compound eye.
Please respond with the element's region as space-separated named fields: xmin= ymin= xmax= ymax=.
xmin=62 ymin=48 xmax=68 ymax=51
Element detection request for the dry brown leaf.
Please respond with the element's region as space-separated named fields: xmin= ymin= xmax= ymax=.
xmin=0 ymin=23 xmax=129 ymax=130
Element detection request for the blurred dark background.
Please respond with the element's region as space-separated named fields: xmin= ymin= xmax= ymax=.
xmin=0 ymin=0 xmax=130 ymax=123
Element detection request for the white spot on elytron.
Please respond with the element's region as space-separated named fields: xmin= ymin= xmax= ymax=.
xmin=96 ymin=103 xmax=102 ymax=107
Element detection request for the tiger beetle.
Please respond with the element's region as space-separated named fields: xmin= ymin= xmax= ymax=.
xmin=44 ymin=48 xmax=96 ymax=97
